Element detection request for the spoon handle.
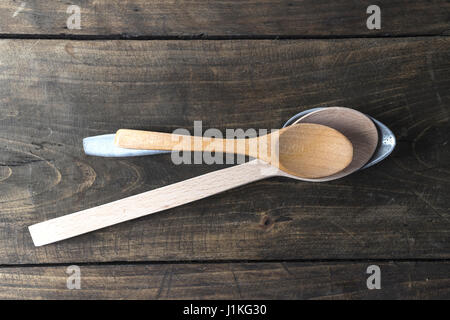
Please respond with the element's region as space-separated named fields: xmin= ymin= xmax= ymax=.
xmin=115 ymin=128 xmax=259 ymax=155
xmin=28 ymin=160 xmax=276 ymax=246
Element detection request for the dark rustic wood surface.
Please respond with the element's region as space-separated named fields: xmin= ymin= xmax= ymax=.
xmin=0 ymin=1 xmax=449 ymax=300
xmin=0 ymin=0 xmax=448 ymax=37
xmin=1 ymin=38 xmax=449 ymax=264
xmin=1 ymin=261 xmax=449 ymax=299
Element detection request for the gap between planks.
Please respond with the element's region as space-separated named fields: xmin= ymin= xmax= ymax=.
xmin=0 ymin=34 xmax=448 ymax=41
xmin=1 ymin=258 xmax=450 ymax=269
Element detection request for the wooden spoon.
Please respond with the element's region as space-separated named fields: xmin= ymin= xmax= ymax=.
xmin=114 ymin=123 xmax=353 ymax=179
xmin=29 ymin=123 xmax=353 ymax=246
xmin=291 ymin=107 xmax=378 ymax=181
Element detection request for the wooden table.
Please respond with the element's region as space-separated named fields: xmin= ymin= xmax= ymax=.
xmin=0 ymin=0 xmax=449 ymax=299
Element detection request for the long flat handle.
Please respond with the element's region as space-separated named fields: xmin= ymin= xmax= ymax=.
xmin=115 ymin=128 xmax=260 ymax=156
xmin=29 ymin=160 xmax=276 ymax=246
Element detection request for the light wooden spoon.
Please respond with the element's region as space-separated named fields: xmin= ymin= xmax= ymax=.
xmin=114 ymin=123 xmax=353 ymax=179
xmin=29 ymin=123 xmax=352 ymax=246
xmin=290 ymin=107 xmax=378 ymax=181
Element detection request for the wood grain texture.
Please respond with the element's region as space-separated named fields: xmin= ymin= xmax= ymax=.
xmin=0 ymin=261 xmax=448 ymax=299
xmin=0 ymin=0 xmax=448 ymax=37
xmin=0 ymin=38 xmax=449 ymax=264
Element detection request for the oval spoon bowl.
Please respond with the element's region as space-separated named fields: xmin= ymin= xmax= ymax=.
xmin=288 ymin=107 xmax=378 ymax=181
xmin=283 ymin=107 xmax=396 ymax=170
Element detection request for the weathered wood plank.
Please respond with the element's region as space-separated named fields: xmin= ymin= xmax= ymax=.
xmin=0 ymin=38 xmax=449 ymax=263
xmin=0 ymin=0 xmax=448 ymax=37
xmin=0 ymin=261 xmax=448 ymax=299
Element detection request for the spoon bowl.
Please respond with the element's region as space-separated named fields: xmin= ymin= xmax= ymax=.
xmin=276 ymin=123 xmax=353 ymax=178
xmin=283 ymin=107 xmax=396 ymax=171
xmin=287 ymin=107 xmax=378 ymax=181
